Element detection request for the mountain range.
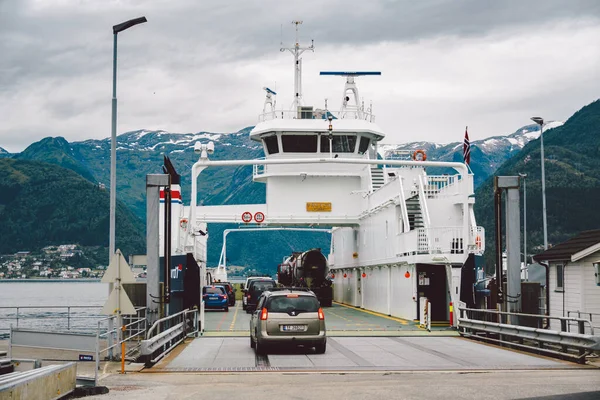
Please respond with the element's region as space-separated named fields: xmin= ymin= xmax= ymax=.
xmin=1 ymin=100 xmax=597 ymax=272
xmin=474 ymin=100 xmax=600 ymax=270
xmin=379 ymin=121 xmax=563 ymax=188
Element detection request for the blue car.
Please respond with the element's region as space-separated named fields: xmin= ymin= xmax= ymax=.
xmin=203 ymin=285 xmax=229 ymax=312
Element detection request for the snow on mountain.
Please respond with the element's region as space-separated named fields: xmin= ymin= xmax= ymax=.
xmin=76 ymin=127 xmax=260 ymax=154
xmin=378 ymin=121 xmax=563 ymax=187
xmin=379 ymin=121 xmax=563 ymax=158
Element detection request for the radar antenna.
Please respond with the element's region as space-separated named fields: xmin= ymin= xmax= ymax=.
xmin=280 ymin=20 xmax=314 ymax=110
xmin=262 ymin=87 xmax=277 ymax=117
xmin=320 ymin=71 xmax=381 ymax=119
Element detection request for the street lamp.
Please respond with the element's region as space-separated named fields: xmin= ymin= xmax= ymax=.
xmin=530 ymin=116 xmax=548 ymax=250
xmin=108 ymin=16 xmax=147 ymax=360
xmin=519 ymin=173 xmax=527 ymax=270
xmin=109 ymin=16 xmax=147 ymax=258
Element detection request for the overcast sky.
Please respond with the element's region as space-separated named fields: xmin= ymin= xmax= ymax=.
xmin=1 ymin=0 xmax=600 ymax=152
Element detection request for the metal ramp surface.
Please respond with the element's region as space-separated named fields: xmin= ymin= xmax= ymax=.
xmin=156 ymin=336 xmax=574 ymax=372
xmin=202 ymin=301 xmax=451 ymax=337
xmin=154 ymin=302 xmax=577 ymax=372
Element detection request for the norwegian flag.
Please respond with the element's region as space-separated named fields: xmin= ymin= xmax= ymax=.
xmin=463 ymin=126 xmax=471 ymax=165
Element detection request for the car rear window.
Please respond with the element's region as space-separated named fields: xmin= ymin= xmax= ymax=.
xmin=203 ymin=286 xmax=225 ymax=294
xmin=250 ymin=281 xmax=275 ymax=292
xmin=266 ymin=295 xmax=320 ymax=313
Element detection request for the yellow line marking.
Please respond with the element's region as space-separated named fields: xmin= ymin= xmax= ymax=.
xmin=229 ymin=300 xmax=240 ymax=331
xmin=333 ymin=301 xmax=409 ymax=325
xmin=326 ymin=310 xmax=353 ymax=322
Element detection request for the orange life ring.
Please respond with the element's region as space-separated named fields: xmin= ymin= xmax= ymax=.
xmin=180 ymin=218 xmax=188 ymax=228
xmin=412 ymin=149 xmax=427 ymax=161
xmin=475 ymin=235 xmax=482 ymax=249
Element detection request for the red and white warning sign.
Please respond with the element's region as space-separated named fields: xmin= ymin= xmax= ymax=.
xmin=241 ymin=211 xmax=252 ymax=223
xmin=254 ymin=212 xmax=265 ymax=224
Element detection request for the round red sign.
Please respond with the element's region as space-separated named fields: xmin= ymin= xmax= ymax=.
xmin=241 ymin=211 xmax=252 ymax=223
xmin=254 ymin=212 xmax=265 ymax=223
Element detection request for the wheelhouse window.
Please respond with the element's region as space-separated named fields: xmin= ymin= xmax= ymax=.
xmin=358 ymin=136 xmax=370 ymax=155
xmin=320 ymin=135 xmax=357 ymax=153
xmin=281 ymin=135 xmax=318 ymax=153
xmin=264 ymin=135 xmax=279 ymax=154
xmin=556 ymin=264 xmax=564 ymax=291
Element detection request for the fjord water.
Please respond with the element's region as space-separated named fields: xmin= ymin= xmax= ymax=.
xmin=0 ymin=281 xmax=106 ymax=337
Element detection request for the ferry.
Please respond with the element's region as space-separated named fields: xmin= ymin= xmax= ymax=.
xmin=160 ymin=22 xmax=485 ymax=327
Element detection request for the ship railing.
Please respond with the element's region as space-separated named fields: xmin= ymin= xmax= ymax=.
xmin=253 ymin=157 xmax=267 ymax=177
xmin=415 ymin=226 xmax=485 ymax=255
xmin=458 ymin=306 xmax=600 ymax=364
xmin=424 ymin=175 xmax=460 ymax=198
xmin=258 ymin=108 xmax=376 ymax=123
xmin=417 ymin=175 xmax=431 ymax=229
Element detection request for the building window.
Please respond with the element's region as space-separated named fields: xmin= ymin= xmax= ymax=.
xmin=358 ymin=136 xmax=370 ymax=155
xmin=320 ymin=135 xmax=357 ymax=153
xmin=556 ymin=264 xmax=564 ymax=291
xmin=385 ymin=220 xmax=389 ymax=239
xmin=281 ymin=135 xmax=317 ymax=152
xmin=264 ymin=136 xmax=279 ymax=154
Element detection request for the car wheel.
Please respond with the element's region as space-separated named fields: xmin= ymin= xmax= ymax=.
xmin=242 ymin=305 xmax=247 ymax=311
xmin=250 ymin=335 xmax=256 ymax=349
xmin=315 ymin=342 xmax=326 ymax=354
xmin=224 ymin=306 xmax=229 ymax=312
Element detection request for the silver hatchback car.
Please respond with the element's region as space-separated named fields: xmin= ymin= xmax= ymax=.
xmin=249 ymin=289 xmax=326 ymax=354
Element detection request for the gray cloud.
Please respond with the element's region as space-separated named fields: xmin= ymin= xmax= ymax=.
xmin=1 ymin=0 xmax=600 ymax=152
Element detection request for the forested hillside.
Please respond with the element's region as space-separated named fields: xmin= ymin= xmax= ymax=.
xmin=474 ymin=100 xmax=600 ymax=270
xmin=0 ymin=159 xmax=145 ymax=260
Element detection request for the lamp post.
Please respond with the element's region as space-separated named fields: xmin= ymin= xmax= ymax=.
xmin=519 ymin=173 xmax=527 ymax=272
xmin=109 ymin=16 xmax=147 ymax=258
xmin=108 ymin=16 xmax=147 ymax=359
xmin=530 ymin=117 xmax=548 ymax=250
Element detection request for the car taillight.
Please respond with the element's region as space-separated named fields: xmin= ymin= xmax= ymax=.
xmin=260 ymin=307 xmax=268 ymax=320
xmin=221 ymin=294 xmax=227 ymax=299
xmin=318 ymin=307 xmax=324 ymax=320
xmin=247 ymin=294 xmax=251 ymax=299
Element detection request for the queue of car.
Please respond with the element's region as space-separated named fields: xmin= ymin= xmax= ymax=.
xmin=202 ymin=277 xmax=327 ymax=354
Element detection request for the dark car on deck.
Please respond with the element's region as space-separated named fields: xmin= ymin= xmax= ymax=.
xmin=245 ymin=279 xmax=276 ymax=313
xmin=218 ymin=282 xmax=236 ymax=306
xmin=242 ymin=276 xmax=271 ymax=310
xmin=202 ymin=285 xmax=229 ymax=312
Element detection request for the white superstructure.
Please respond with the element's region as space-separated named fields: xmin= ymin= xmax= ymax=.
xmin=173 ymin=26 xmax=485 ymax=325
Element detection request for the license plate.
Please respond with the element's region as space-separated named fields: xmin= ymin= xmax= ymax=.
xmin=281 ymin=325 xmax=307 ymax=332
xmin=209 ymin=297 xmax=218 ymax=300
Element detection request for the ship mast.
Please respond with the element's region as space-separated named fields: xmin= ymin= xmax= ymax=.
xmin=280 ymin=20 xmax=314 ymax=110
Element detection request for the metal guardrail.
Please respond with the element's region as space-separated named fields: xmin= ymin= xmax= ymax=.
xmin=458 ymin=307 xmax=600 ymax=364
xmin=97 ymin=307 xmax=147 ymax=361
xmin=140 ymin=308 xmax=199 ymax=366
xmin=567 ymin=311 xmax=600 ymax=332
xmin=0 ymin=305 xmax=104 ymax=337
xmin=7 ymin=307 xmax=148 ymax=386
